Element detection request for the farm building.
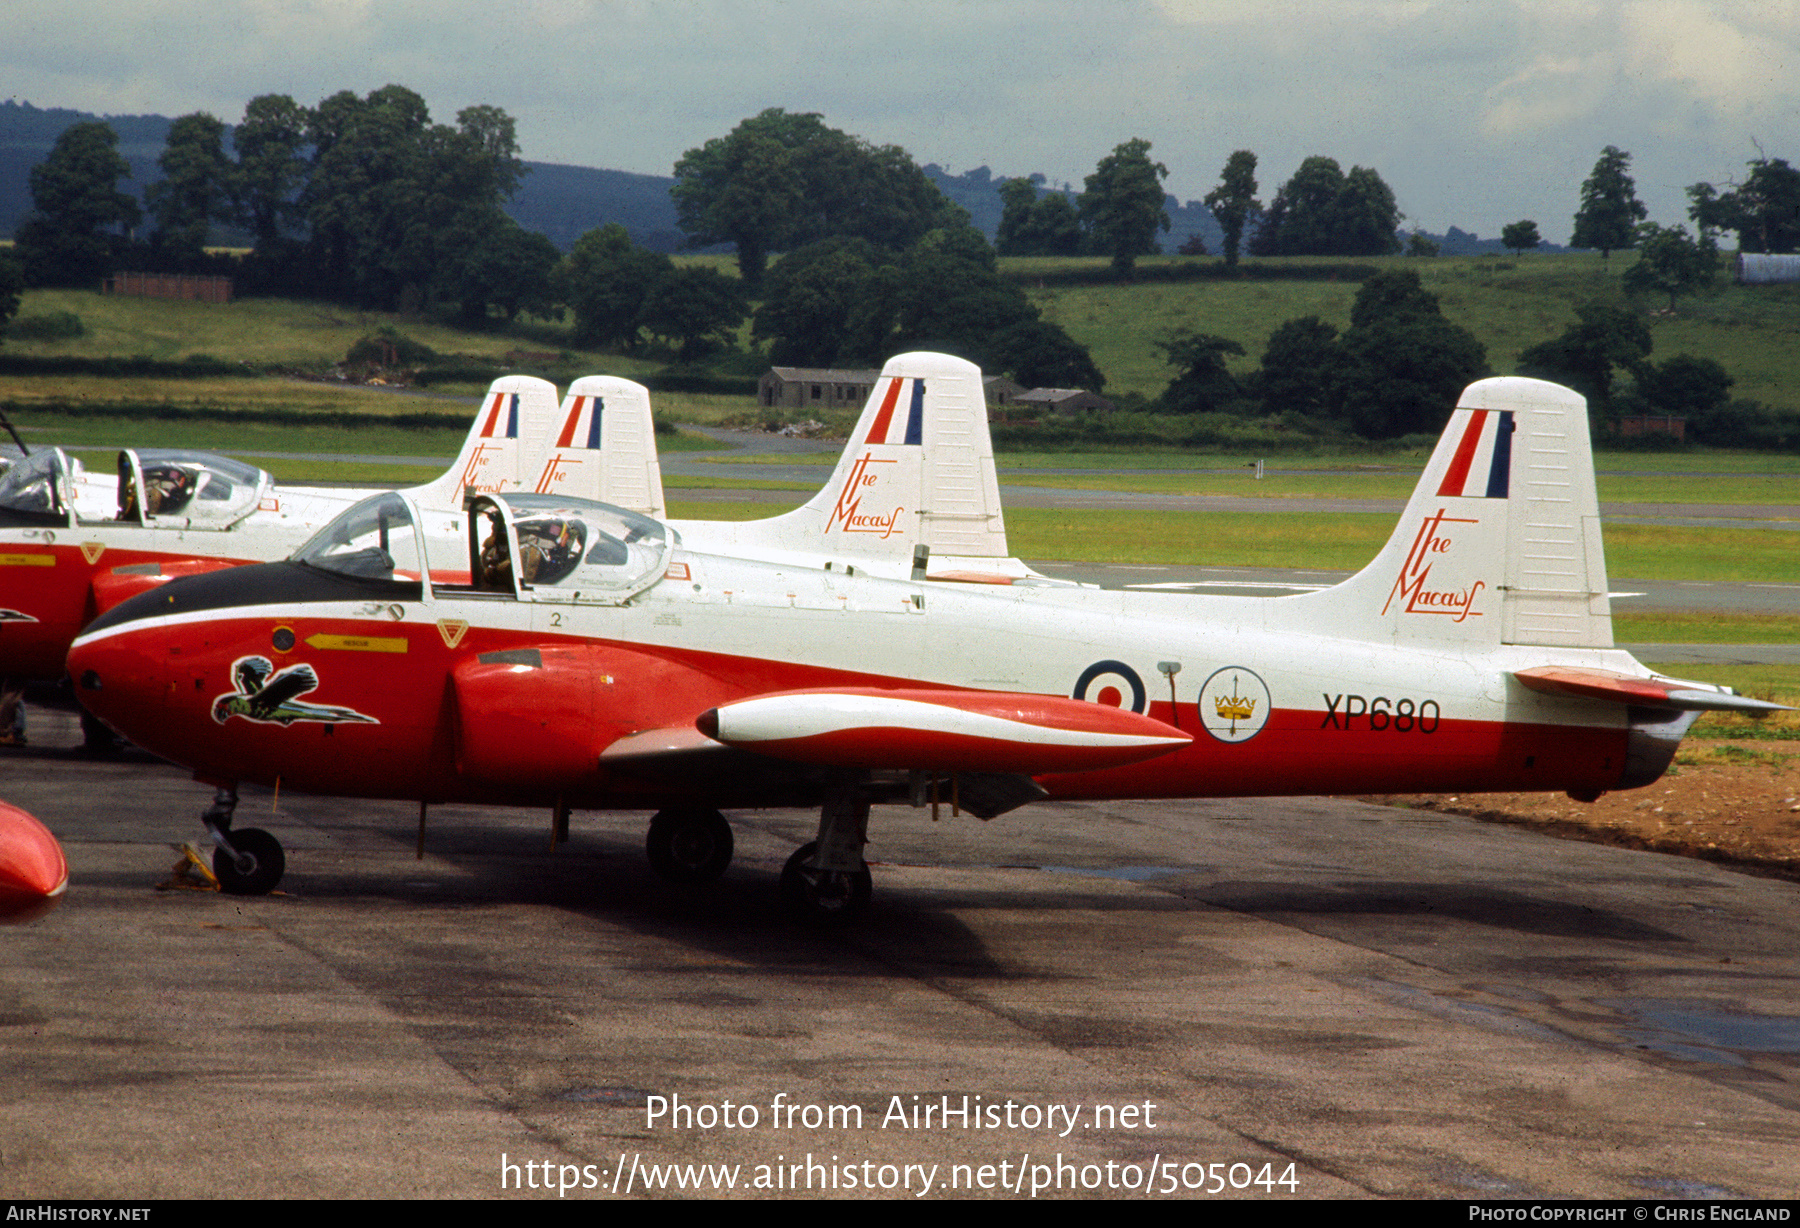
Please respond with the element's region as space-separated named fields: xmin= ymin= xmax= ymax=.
xmin=760 ymin=368 xmax=1034 ymax=411
xmin=758 ymin=368 xmax=881 ymax=409
xmin=1011 ymin=388 xmax=1117 ymax=417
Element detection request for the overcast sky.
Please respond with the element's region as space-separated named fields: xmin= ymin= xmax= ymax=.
xmin=6 ymin=1 xmax=1795 ymax=245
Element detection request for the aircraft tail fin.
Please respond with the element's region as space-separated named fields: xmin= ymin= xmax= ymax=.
xmin=1313 ymin=377 xmax=1613 ymax=648
xmin=408 ymin=376 xmax=562 ymax=508
xmin=530 ymin=376 xmax=666 ymax=517
xmin=690 ymin=352 xmax=1007 ymax=569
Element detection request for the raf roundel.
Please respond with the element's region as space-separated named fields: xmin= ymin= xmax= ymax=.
xmin=1073 ymin=660 xmax=1146 ymax=714
xmin=1198 ymin=666 xmax=1271 ymax=743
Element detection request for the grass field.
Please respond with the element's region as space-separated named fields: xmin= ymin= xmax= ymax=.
xmin=708 ymin=448 xmax=1800 ymax=475
xmin=663 ymin=498 xmax=1800 ymax=583
xmin=11 ymin=249 xmax=1800 ymax=416
xmin=970 ymin=469 xmax=1798 ymax=505
xmin=3 ymin=279 xmax=1791 ymax=589
xmin=6 ymin=290 xmax=559 ymax=367
xmin=992 ymin=508 xmax=1800 ymax=582
xmin=1615 ymin=613 xmax=1800 ymax=644
xmin=1641 ymin=663 xmax=1800 ymax=741
xmin=1013 ymin=252 xmax=1800 ymax=409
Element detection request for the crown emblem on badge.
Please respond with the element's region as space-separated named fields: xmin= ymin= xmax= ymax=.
xmin=1214 ymin=693 xmax=1257 ymax=722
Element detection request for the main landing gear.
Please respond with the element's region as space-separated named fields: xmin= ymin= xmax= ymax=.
xmin=202 ymin=787 xmax=286 ymax=896
xmin=779 ymin=787 xmax=872 ymax=925
xmin=645 ymin=806 xmax=734 ymax=883
xmin=644 ymin=790 xmax=875 ymax=924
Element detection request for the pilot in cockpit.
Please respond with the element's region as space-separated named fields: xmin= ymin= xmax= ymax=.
xmin=120 ymin=461 xmax=196 ymax=519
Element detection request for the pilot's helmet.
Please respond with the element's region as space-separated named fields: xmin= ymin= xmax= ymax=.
xmin=141 ymin=465 xmax=195 ymax=515
xmin=517 ymin=518 xmax=584 ymax=584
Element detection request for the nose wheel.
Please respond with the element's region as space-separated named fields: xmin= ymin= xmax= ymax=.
xmin=201 ymin=787 xmax=286 ymax=896
xmin=212 ymin=827 xmax=285 ymax=896
xmin=645 ymin=807 xmax=734 ymax=883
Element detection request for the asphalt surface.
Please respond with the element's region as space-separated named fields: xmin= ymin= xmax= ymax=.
xmin=4 ymin=708 xmax=1800 ymax=1199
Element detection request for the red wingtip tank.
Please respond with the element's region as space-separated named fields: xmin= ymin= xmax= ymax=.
xmin=0 ymin=801 xmax=68 ymax=924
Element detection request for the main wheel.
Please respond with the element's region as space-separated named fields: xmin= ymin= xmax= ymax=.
xmin=646 ymin=807 xmax=733 ymax=883
xmin=213 ymin=827 xmax=285 ymax=896
xmin=780 ymin=841 xmax=870 ymax=923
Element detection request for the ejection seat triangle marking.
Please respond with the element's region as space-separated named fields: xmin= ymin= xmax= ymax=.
xmin=80 ymin=542 xmax=105 ymax=564
xmin=437 ymin=619 xmax=470 ymax=648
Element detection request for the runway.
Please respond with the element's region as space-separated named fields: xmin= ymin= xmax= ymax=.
xmin=4 ymin=708 xmax=1798 ymax=1199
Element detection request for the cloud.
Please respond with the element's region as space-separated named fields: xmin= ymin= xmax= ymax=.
xmin=1622 ymin=1 xmax=1800 ymax=121
xmin=4 ymin=0 xmax=1795 ymax=243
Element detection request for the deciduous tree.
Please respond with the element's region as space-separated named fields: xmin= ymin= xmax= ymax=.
xmin=447 ymin=214 xmax=560 ymax=326
xmin=1690 ymin=156 xmax=1800 ymax=254
xmin=1254 ymin=316 xmax=1342 ymax=417
xmin=673 ymin=109 xmax=961 ymax=290
xmin=1633 ymin=354 xmax=1732 ymax=419
xmin=988 ymin=319 xmax=1106 ymax=391
xmin=1202 ymin=151 xmax=1258 ymax=268
xmin=1157 ymin=331 xmax=1245 ymax=413
xmin=559 ymin=223 xmax=673 ymax=350
xmin=294 ymin=86 xmax=530 ymax=311
xmin=1622 ymin=222 xmax=1718 ymax=312
xmin=13 ymin=121 xmax=140 ymax=286
xmin=995 ymin=178 xmax=1082 ymax=257
xmin=1336 ymin=270 xmax=1486 ymax=438
xmin=751 ymin=237 xmax=891 ymax=367
xmin=1571 ymin=146 xmax=1646 ymax=260
xmin=0 ymin=251 xmax=23 ymax=341
xmin=1078 ymin=138 xmax=1170 ymax=277
xmin=1251 ymin=157 xmax=1400 ymax=257
xmin=1335 ymin=166 xmax=1403 ymax=256
xmin=639 ymin=266 xmax=749 ymax=362
xmin=1517 ymin=302 xmax=1652 ymax=411
xmin=145 ymin=113 xmax=235 ymax=266
xmin=1501 ymin=220 xmax=1540 ymax=256
xmin=1406 ymin=231 xmax=1439 ymax=257
xmin=232 ymin=94 xmax=311 ymax=289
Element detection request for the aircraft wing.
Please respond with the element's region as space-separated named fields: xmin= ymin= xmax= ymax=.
xmin=1514 ymin=666 xmax=1791 ymax=714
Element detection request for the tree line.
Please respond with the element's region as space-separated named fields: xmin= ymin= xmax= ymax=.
xmin=11 ymin=89 xmax=558 ymax=325
xmin=5 ymin=92 xmax=1795 ymax=447
xmin=993 ymin=148 xmax=1407 ymax=268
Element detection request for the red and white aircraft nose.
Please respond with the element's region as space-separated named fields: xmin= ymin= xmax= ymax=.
xmin=0 ymin=802 xmax=68 ymax=924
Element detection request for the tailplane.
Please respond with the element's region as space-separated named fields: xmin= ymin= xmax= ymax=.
xmin=530 ymin=376 xmax=666 ymax=516
xmin=408 ymin=376 xmax=562 ymax=509
xmin=1307 ymin=377 xmax=1612 ymax=648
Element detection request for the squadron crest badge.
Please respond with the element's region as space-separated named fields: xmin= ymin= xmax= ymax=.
xmin=1197 ymin=666 xmax=1271 ymax=743
xmin=211 ymin=656 xmax=379 ymax=727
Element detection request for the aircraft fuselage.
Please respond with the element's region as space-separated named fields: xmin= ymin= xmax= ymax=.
xmin=69 ymin=542 xmax=1636 ymax=811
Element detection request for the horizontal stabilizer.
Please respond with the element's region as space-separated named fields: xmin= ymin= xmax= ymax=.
xmin=1515 ymin=666 xmax=1791 ymax=714
xmin=696 ymin=688 xmax=1192 ymax=773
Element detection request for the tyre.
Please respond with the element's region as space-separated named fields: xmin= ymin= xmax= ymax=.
xmin=779 ymin=841 xmax=870 ymax=923
xmin=646 ymin=808 xmax=733 ymax=883
xmin=213 ymin=828 xmax=285 ymax=896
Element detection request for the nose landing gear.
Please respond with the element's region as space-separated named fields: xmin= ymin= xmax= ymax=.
xmin=201 ymin=787 xmax=286 ymax=896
